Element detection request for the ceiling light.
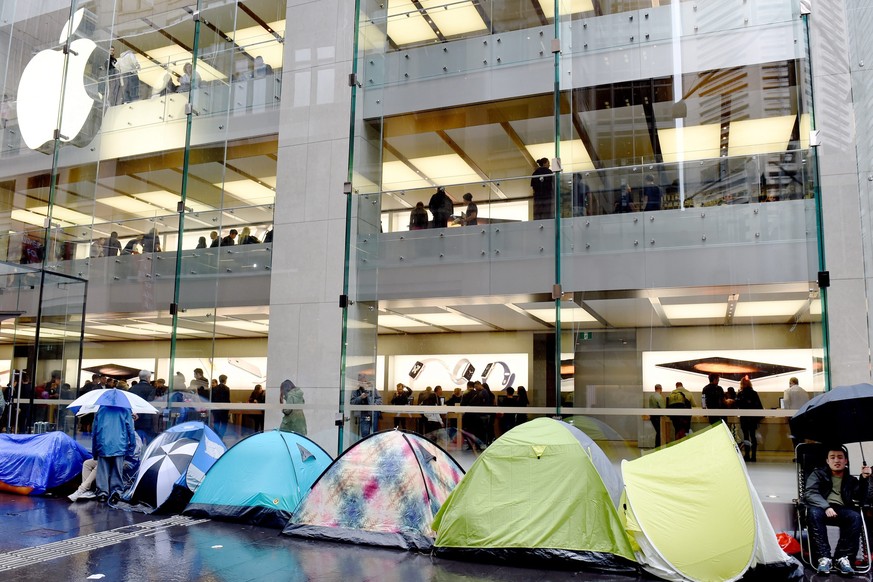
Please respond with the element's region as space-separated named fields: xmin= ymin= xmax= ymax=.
xmin=727 ymin=115 xmax=796 ymax=157
xmin=378 ymin=314 xmax=429 ymax=328
xmin=418 ymin=1 xmax=486 ymax=37
xmin=526 ymin=307 xmax=597 ymax=323
xmin=97 ymin=196 xmax=161 ymax=217
xmin=412 ymin=313 xmax=481 ymax=326
xmin=10 ymin=209 xmax=72 ymax=228
xmin=526 ymin=140 xmax=594 ymax=172
xmin=381 ymin=161 xmax=431 ymax=191
xmin=536 ymin=0 xmax=595 ymax=19
xmin=658 ymin=124 xmax=721 ymax=163
xmin=407 ymin=153 xmax=479 ymax=186
xmin=232 ymin=20 xmax=286 ymax=69
xmin=134 ymin=191 xmax=214 ymax=213
xmin=30 ymin=205 xmax=101 ymax=226
xmin=387 ymin=0 xmax=438 ymax=46
xmin=734 ymin=300 xmax=808 ymax=318
xmin=662 ymin=303 xmax=727 ymax=319
xmin=217 ymin=180 xmax=276 ymax=204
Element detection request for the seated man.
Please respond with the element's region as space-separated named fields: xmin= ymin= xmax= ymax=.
xmin=803 ymin=447 xmax=873 ymax=575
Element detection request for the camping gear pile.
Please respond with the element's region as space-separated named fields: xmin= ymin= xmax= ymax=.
xmin=0 ymin=416 xmax=808 ymax=580
xmin=0 ymin=432 xmax=90 ymax=495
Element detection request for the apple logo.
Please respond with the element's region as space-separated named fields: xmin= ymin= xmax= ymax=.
xmin=17 ymin=8 xmax=104 ymax=154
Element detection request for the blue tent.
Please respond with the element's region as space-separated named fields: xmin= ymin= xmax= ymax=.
xmin=112 ymin=421 xmax=225 ymax=513
xmin=184 ymin=430 xmax=332 ymax=528
xmin=0 ymin=432 xmax=90 ymax=495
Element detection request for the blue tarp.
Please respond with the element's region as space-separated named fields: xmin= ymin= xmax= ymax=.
xmin=0 ymin=432 xmax=91 ymax=495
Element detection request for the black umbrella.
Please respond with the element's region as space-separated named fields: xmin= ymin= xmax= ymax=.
xmin=789 ymin=383 xmax=873 ymax=464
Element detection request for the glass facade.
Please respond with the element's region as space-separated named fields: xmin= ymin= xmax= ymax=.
xmin=0 ymin=0 xmax=282 ymax=442
xmin=0 ymin=0 xmax=856 ymax=466
xmin=342 ymin=0 xmax=824 ymax=460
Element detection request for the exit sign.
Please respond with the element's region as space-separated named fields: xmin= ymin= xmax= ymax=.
xmin=578 ymin=332 xmax=592 ymax=341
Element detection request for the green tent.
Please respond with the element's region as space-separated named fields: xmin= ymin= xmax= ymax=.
xmin=621 ymin=423 xmax=801 ymax=581
xmin=432 ymin=417 xmax=637 ymax=574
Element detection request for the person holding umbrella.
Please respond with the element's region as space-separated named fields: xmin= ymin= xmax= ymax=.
xmin=92 ymin=402 xmax=136 ymax=502
xmin=804 ymin=447 xmax=873 ymax=575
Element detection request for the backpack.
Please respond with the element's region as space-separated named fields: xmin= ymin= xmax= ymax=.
xmin=667 ymin=390 xmax=689 ymax=408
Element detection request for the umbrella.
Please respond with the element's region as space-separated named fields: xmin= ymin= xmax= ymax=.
xmin=127 ymin=437 xmax=199 ymax=509
xmin=67 ymin=388 xmax=158 ymax=416
xmin=789 ymin=383 xmax=873 ymax=463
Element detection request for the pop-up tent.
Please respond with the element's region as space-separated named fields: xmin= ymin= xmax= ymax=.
xmin=184 ymin=430 xmax=332 ymax=528
xmin=282 ymin=429 xmax=464 ymax=550
xmin=112 ymin=421 xmax=226 ymax=513
xmin=432 ymin=417 xmax=637 ymax=573
xmin=0 ymin=432 xmax=91 ymax=495
xmin=621 ymin=423 xmax=802 ymax=581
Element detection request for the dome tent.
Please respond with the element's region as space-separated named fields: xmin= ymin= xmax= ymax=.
xmin=432 ymin=417 xmax=637 ymax=574
xmin=282 ymin=429 xmax=464 ymax=551
xmin=184 ymin=430 xmax=331 ymax=528
xmin=112 ymin=421 xmax=225 ymax=513
xmin=621 ymin=422 xmax=802 ymax=581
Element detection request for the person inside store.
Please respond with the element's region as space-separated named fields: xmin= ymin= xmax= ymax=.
xmin=209 ymin=231 xmax=220 ymax=248
xmin=131 ymin=370 xmax=156 ymax=444
xmin=264 ymin=228 xmax=273 ymax=243
xmin=701 ymin=373 xmax=726 ymax=425
xmin=391 ymin=383 xmax=413 ymax=428
xmin=195 ymin=236 xmax=207 ymax=249
xmin=351 ymin=385 xmax=381 ymax=438
xmin=221 ymin=229 xmax=238 ymax=246
xmin=804 ymin=447 xmax=873 ymax=575
xmin=211 ymin=375 xmax=230 ymax=440
xmin=572 ymin=173 xmax=590 ymax=217
xmin=240 ymin=226 xmax=260 ymax=244
xmin=176 ymin=62 xmax=200 ymax=94
xmin=498 ymin=386 xmax=517 ymax=435
xmin=105 ymin=232 xmax=122 ymax=257
xmin=461 ymin=193 xmax=478 ymax=226
xmin=642 ymin=174 xmax=662 ymax=211
xmin=279 ymin=380 xmax=307 ymax=434
xmin=122 ymin=234 xmax=143 ymax=255
xmin=428 ymin=187 xmax=453 ymax=229
xmin=190 ymin=368 xmax=209 ymax=399
xmin=646 ymin=383 xmax=665 ymax=447
xmin=91 ymin=237 xmax=106 ymax=258
xmin=615 ymin=183 xmax=637 ymax=213
xmin=141 ymin=228 xmax=161 ymax=253
xmin=736 ymin=375 xmax=763 ymax=462
xmin=252 ymin=55 xmax=273 ymax=78
xmin=247 ymin=382 xmax=265 ymax=432
xmin=409 ymin=201 xmax=428 ymax=230
xmin=666 ymin=381 xmax=693 ymax=440
xmin=531 ymin=158 xmax=553 ymax=220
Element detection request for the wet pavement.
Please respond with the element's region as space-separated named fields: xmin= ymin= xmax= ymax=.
xmin=0 ymin=492 xmax=870 ymax=581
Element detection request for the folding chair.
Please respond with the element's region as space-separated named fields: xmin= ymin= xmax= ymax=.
xmin=794 ymin=442 xmax=871 ymax=573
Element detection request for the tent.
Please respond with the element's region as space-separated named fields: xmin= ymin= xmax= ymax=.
xmin=282 ymin=429 xmax=464 ymax=550
xmin=432 ymin=417 xmax=637 ymax=573
xmin=112 ymin=421 xmax=225 ymax=513
xmin=184 ymin=430 xmax=332 ymax=528
xmin=0 ymin=432 xmax=91 ymax=495
xmin=621 ymin=423 xmax=802 ymax=581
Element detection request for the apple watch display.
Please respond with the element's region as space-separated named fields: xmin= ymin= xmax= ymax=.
xmin=452 ymin=358 xmax=475 ymax=383
xmin=482 ymin=361 xmax=515 ymax=387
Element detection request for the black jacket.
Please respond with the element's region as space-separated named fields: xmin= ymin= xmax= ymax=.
xmin=804 ymin=466 xmax=872 ymax=509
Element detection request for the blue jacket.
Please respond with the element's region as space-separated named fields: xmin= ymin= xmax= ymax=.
xmin=93 ymin=406 xmax=136 ymax=458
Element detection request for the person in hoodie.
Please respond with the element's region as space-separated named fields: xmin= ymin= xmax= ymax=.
xmin=279 ymin=380 xmax=307 ymax=434
xmin=92 ymin=402 xmax=136 ymax=502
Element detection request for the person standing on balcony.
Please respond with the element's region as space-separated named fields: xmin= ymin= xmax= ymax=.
xmin=531 ymin=158 xmax=553 ymax=220
xmin=209 ymin=231 xmax=220 ymax=247
xmin=105 ymin=232 xmax=121 ymax=257
xmin=409 ymin=201 xmax=428 ymax=230
xmin=116 ymin=49 xmax=141 ymax=103
xmin=141 ymin=228 xmax=161 ymax=253
xmin=643 ymin=174 xmax=662 ymax=211
xmin=221 ymin=229 xmax=238 ymax=246
xmin=461 ymin=193 xmax=478 ymax=226
xmin=572 ymin=173 xmax=589 ymax=217
xmin=428 ymin=187 xmax=453 ymax=228
xmin=240 ymin=227 xmax=260 ymax=244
